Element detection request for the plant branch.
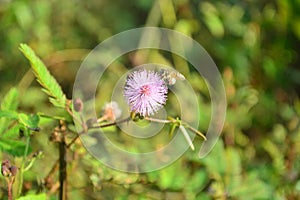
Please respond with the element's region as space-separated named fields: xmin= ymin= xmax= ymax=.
xmin=58 ymin=121 xmax=67 ymax=200
xmin=17 ymin=131 xmax=31 ymax=197
xmin=8 ymin=179 xmax=13 ymax=200
xmin=144 ymin=116 xmax=174 ymax=124
xmin=89 ymin=117 xmax=131 ymax=129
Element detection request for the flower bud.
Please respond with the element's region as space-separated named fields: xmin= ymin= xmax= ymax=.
xmin=1 ymin=160 xmax=11 ymax=177
xmin=73 ymin=98 xmax=83 ymax=112
xmin=9 ymin=166 xmax=18 ymax=176
xmin=102 ymin=101 xmax=122 ymax=122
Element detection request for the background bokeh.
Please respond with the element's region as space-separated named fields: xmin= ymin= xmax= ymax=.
xmin=0 ymin=0 xmax=299 ymax=199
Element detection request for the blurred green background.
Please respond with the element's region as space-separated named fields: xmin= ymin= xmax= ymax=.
xmin=0 ymin=0 xmax=300 ymax=199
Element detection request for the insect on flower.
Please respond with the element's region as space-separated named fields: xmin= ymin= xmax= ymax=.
xmin=159 ymin=69 xmax=185 ymax=86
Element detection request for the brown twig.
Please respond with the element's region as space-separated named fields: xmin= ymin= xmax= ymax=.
xmin=58 ymin=120 xmax=67 ymax=200
xmin=7 ymin=178 xmax=13 ymax=200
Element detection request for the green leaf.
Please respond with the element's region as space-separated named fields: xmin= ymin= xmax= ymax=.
xmin=19 ymin=44 xmax=66 ymax=108
xmin=229 ymin=172 xmax=271 ymax=199
xmin=16 ymin=193 xmax=47 ymax=200
xmin=0 ymin=110 xmax=18 ymax=119
xmin=0 ymin=138 xmax=31 ymax=157
xmin=202 ymin=140 xmax=226 ymax=175
xmin=37 ymin=112 xmax=67 ymax=121
xmin=0 ymin=88 xmax=19 ymax=134
xmin=1 ymin=87 xmax=18 ymax=110
xmin=18 ymin=113 xmax=40 ymax=130
xmin=2 ymin=124 xmax=21 ymax=139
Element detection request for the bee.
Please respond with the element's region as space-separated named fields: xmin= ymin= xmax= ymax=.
xmin=159 ymin=69 xmax=185 ymax=86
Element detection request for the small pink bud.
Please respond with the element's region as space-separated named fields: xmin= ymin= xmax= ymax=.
xmin=9 ymin=166 xmax=18 ymax=176
xmin=1 ymin=160 xmax=11 ymax=177
xmin=73 ymin=98 xmax=83 ymax=112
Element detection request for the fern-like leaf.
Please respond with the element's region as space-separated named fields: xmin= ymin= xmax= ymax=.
xmin=19 ymin=44 xmax=66 ymax=108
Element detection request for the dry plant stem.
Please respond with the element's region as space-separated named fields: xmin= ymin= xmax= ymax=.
xmin=6 ymin=178 xmax=13 ymax=200
xmin=58 ymin=122 xmax=67 ymax=200
xmin=8 ymin=182 xmax=12 ymax=200
xmin=59 ymin=139 xmax=67 ymax=200
xmin=47 ymin=181 xmax=60 ymax=196
xmin=45 ymin=160 xmax=59 ymax=182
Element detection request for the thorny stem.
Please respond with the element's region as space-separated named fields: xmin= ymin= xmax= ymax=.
xmin=17 ymin=131 xmax=31 ymax=197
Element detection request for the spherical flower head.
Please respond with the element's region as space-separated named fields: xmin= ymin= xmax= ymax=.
xmin=124 ymin=69 xmax=168 ymax=117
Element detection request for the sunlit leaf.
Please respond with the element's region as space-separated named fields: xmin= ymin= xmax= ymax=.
xmin=18 ymin=113 xmax=40 ymax=131
xmin=19 ymin=44 xmax=66 ymax=108
xmin=0 ymin=138 xmax=31 ymax=157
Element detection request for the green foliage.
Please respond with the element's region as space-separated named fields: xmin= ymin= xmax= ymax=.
xmin=0 ymin=88 xmax=39 ymax=158
xmin=202 ymin=141 xmax=272 ymax=199
xmin=0 ymin=0 xmax=299 ymax=199
xmin=19 ymin=44 xmax=66 ymax=108
xmin=0 ymin=88 xmax=19 ymax=134
xmin=16 ymin=193 xmax=47 ymax=200
xmin=0 ymin=110 xmax=18 ymax=119
xmin=0 ymin=110 xmax=37 ymax=156
xmin=0 ymin=138 xmax=30 ymax=157
xmin=18 ymin=113 xmax=40 ymax=131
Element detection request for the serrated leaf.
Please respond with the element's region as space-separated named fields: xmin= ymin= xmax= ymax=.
xmin=0 ymin=88 xmax=19 ymax=134
xmin=0 ymin=138 xmax=31 ymax=157
xmin=16 ymin=193 xmax=47 ymax=200
xmin=19 ymin=44 xmax=66 ymax=108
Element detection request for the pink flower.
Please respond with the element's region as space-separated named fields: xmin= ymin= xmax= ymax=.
xmin=124 ymin=69 xmax=168 ymax=116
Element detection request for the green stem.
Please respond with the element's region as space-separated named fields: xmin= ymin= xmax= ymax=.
xmin=145 ymin=116 xmax=207 ymax=140
xmin=17 ymin=131 xmax=31 ymax=197
xmin=23 ymin=157 xmax=36 ymax=172
xmin=144 ymin=116 xmax=174 ymax=124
